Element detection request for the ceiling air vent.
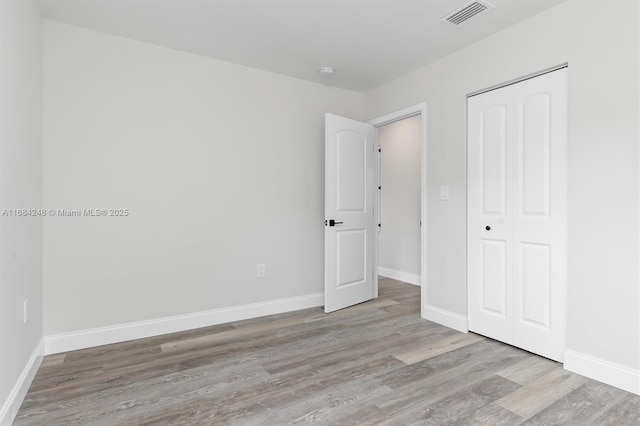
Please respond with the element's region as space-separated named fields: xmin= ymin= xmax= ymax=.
xmin=441 ymin=1 xmax=494 ymax=26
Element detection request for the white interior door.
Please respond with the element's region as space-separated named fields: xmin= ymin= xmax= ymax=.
xmin=325 ymin=113 xmax=376 ymax=313
xmin=468 ymin=69 xmax=567 ymax=362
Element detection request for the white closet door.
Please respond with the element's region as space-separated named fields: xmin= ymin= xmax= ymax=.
xmin=511 ymin=70 xmax=567 ymax=361
xmin=468 ymin=84 xmax=514 ymax=344
xmin=467 ymin=69 xmax=567 ymax=362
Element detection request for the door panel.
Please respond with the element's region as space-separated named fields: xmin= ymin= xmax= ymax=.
xmin=481 ymin=239 xmax=508 ymax=317
xmin=512 ymin=70 xmax=567 ymax=361
xmin=482 ymin=105 xmax=508 ymax=216
xmin=468 ymin=85 xmax=513 ymax=343
xmin=519 ymin=242 xmax=551 ymax=328
xmin=336 ymin=229 xmax=366 ymax=287
xmin=519 ymin=93 xmax=551 ymax=217
xmin=325 ymin=114 xmax=376 ymax=313
xmin=337 ymin=131 xmax=367 ymax=212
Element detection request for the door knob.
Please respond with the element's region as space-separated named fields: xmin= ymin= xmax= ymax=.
xmin=485 ymin=226 xmax=491 ymax=231
xmin=327 ymin=219 xmax=344 ymax=227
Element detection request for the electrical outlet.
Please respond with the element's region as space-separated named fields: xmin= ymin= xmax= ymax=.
xmin=23 ymin=299 xmax=28 ymax=325
xmin=257 ymin=264 xmax=266 ymax=278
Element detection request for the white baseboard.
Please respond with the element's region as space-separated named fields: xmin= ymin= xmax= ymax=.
xmin=0 ymin=339 xmax=44 ymax=426
xmin=564 ymin=349 xmax=640 ymax=395
xmin=45 ymin=292 xmax=324 ymax=355
xmin=422 ymin=304 xmax=469 ymax=333
xmin=378 ymin=267 xmax=420 ymax=286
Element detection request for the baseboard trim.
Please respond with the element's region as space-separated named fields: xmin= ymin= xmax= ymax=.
xmin=423 ymin=304 xmax=469 ymax=333
xmin=0 ymin=339 xmax=44 ymax=425
xmin=378 ymin=267 xmax=420 ymax=286
xmin=564 ymin=349 xmax=640 ymax=395
xmin=45 ymin=292 xmax=324 ymax=355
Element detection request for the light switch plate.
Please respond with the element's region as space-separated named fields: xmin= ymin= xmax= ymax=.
xmin=440 ymin=186 xmax=449 ymax=201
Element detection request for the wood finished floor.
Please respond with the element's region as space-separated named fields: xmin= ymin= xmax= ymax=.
xmin=15 ymin=278 xmax=640 ymax=425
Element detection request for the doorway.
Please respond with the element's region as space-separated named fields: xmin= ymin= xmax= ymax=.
xmin=376 ymin=115 xmax=422 ymax=287
xmin=369 ymin=103 xmax=427 ymax=312
xmin=323 ymin=104 xmax=427 ymax=314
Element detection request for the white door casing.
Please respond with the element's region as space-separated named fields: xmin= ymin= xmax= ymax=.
xmin=468 ymin=69 xmax=567 ymax=362
xmin=325 ymin=113 xmax=377 ymax=313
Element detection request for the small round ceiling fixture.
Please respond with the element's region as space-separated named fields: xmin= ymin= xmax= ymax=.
xmin=319 ymin=66 xmax=334 ymax=77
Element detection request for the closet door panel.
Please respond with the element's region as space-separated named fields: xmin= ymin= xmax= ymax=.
xmin=512 ymin=69 xmax=567 ymax=362
xmin=467 ymin=85 xmax=513 ymax=344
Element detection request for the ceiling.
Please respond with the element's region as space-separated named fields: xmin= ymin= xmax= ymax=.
xmin=37 ymin=0 xmax=568 ymax=91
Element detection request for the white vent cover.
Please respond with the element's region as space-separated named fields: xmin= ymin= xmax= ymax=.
xmin=441 ymin=1 xmax=494 ymax=26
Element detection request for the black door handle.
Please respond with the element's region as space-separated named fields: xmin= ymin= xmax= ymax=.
xmin=485 ymin=226 xmax=491 ymax=231
xmin=326 ymin=219 xmax=344 ymax=227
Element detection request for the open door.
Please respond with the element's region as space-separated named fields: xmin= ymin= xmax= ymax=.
xmin=324 ymin=113 xmax=377 ymax=313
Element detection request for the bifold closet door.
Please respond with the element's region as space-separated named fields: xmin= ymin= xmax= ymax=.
xmin=468 ymin=69 xmax=567 ymax=362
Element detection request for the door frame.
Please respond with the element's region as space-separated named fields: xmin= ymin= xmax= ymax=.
xmin=368 ymin=103 xmax=428 ymax=317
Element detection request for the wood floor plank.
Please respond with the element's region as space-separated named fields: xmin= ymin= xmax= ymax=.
xmin=591 ymin=394 xmax=640 ymax=425
xmin=497 ymin=354 xmax=559 ymax=385
xmin=18 ymin=361 xmax=271 ymax=425
xmin=454 ymin=402 xmax=525 ymax=426
xmin=330 ymin=404 xmax=390 ymax=426
xmin=38 ymin=353 xmax=66 ymax=369
xmin=495 ymin=367 xmax=588 ymax=419
xmin=378 ymin=338 xmax=509 ymax=390
xmin=387 ymin=374 xmax=521 ymax=425
xmin=243 ymin=375 xmax=393 ymax=425
xmin=393 ymin=331 xmax=485 ymax=364
xmin=374 ymin=343 xmax=529 ymax=418
xmin=253 ymin=355 xmax=404 ymax=417
xmin=258 ymin=315 xmax=436 ymax=376
xmin=521 ymin=380 xmax=632 ymax=425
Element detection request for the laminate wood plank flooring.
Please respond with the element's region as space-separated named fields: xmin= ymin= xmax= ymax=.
xmin=14 ymin=277 xmax=640 ymax=425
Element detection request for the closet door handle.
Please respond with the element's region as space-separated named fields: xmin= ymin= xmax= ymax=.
xmin=485 ymin=226 xmax=491 ymax=231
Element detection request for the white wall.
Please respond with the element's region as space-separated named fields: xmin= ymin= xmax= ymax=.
xmin=0 ymin=0 xmax=44 ymax=421
xmin=367 ymin=0 xmax=639 ymax=387
xmin=378 ymin=115 xmax=421 ymax=282
xmin=43 ymin=21 xmax=366 ymax=337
